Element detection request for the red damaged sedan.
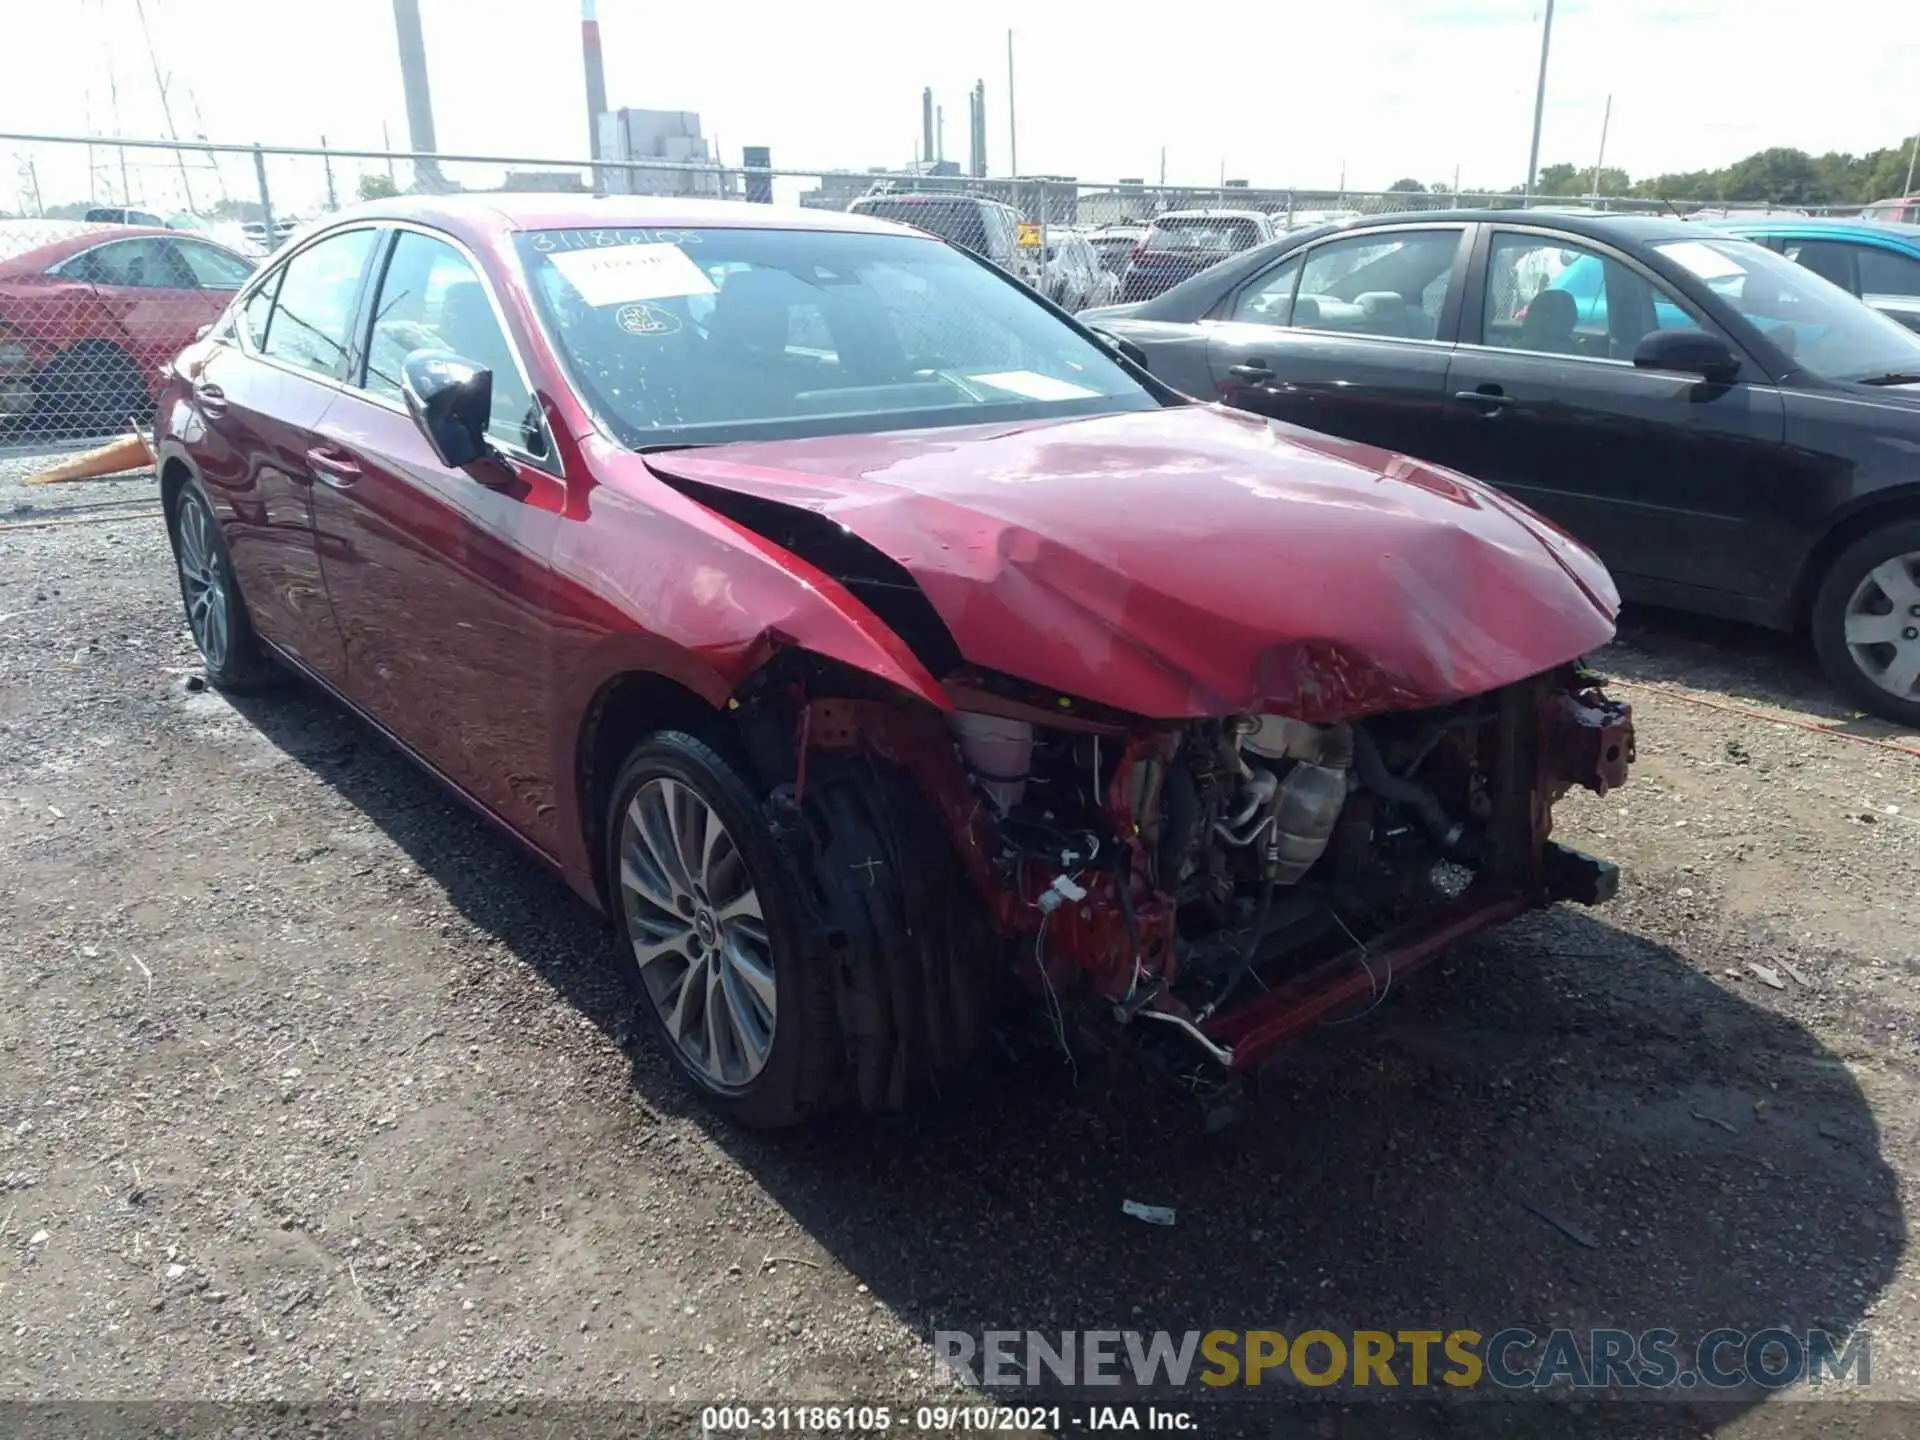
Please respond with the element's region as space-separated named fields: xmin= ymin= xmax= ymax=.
xmin=156 ymin=196 xmax=1634 ymax=1127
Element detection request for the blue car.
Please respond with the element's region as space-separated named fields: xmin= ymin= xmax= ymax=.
xmin=1539 ymin=244 xmax=1831 ymax=356
xmin=1704 ymin=218 xmax=1920 ymax=334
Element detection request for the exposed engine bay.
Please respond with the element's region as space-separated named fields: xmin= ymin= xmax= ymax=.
xmin=744 ymin=660 xmax=1634 ymax=1094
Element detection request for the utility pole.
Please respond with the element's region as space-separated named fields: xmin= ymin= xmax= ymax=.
xmin=1905 ymin=130 xmax=1918 ymax=197
xmin=321 ymin=135 xmax=337 ymax=211
xmin=1589 ymin=94 xmax=1612 ymax=198
xmin=1525 ymin=0 xmax=1557 ymax=196
xmin=1006 ymin=30 xmax=1018 ymax=177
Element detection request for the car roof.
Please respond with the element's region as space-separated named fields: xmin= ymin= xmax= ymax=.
xmin=0 ymin=220 xmax=201 ymax=267
xmin=1155 ymin=209 xmax=1268 ymax=221
xmin=1704 ymin=216 xmax=1920 ymax=248
xmin=1294 ymin=207 xmax=1706 ymax=242
xmin=332 ymin=191 xmax=922 ymax=241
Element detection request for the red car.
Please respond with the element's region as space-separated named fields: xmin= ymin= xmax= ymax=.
xmin=0 ymin=220 xmax=255 ymax=439
xmin=155 ymin=195 xmax=1635 ymax=1128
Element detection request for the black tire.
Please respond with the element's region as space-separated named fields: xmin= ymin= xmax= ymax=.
xmin=167 ymin=478 xmax=279 ymax=692
xmin=1811 ymin=519 xmax=1920 ymax=728
xmin=41 ymin=344 xmax=149 ymax=439
xmin=604 ymin=732 xmax=840 ymax=1129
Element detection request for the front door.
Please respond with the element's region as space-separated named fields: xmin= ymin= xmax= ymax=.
xmin=1435 ymin=227 xmax=1793 ymax=606
xmin=1207 ymin=226 xmax=1468 ymax=463
xmin=308 ymin=227 xmax=568 ymax=852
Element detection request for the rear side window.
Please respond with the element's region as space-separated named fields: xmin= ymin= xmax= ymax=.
xmin=1146 ymin=218 xmax=1260 ymax=254
xmin=1294 ymin=229 xmax=1460 ymax=340
xmin=1859 ymin=247 xmax=1920 ymax=299
xmin=363 ymin=230 xmax=541 ymax=454
xmin=258 ymin=228 xmax=377 ymax=380
xmin=174 ymin=241 xmax=256 ymax=291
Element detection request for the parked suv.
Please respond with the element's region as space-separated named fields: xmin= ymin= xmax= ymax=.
xmin=847 ymin=192 xmax=1039 ymax=288
xmin=1120 ymin=209 xmax=1282 ymax=302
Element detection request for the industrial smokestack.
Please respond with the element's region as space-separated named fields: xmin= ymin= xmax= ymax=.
xmin=970 ymin=80 xmax=988 ymax=177
xmin=390 ymin=0 xmax=444 ymax=190
xmin=581 ymin=0 xmax=608 ymax=173
xmin=921 ymin=88 xmax=934 ymax=168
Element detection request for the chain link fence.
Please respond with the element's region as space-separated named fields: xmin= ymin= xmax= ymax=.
xmin=0 ymin=130 xmax=1871 ymax=455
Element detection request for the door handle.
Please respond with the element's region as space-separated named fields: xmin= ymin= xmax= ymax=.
xmin=1453 ymin=386 xmax=1510 ymax=414
xmin=305 ymin=445 xmax=361 ymax=488
xmin=1228 ymin=361 xmax=1276 ymax=384
xmin=192 ymin=380 xmax=227 ymax=415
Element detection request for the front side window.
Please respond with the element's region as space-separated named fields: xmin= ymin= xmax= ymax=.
xmin=1292 ymin=229 xmax=1460 ymax=339
xmin=1655 ymin=236 xmax=1920 ymax=382
xmin=517 ymin=225 xmax=1160 ymax=449
xmin=363 ymin=230 xmax=539 ymax=452
xmin=258 ymin=228 xmax=377 ymax=380
xmin=1483 ymin=233 xmax=1700 ymax=359
xmin=174 ymin=240 xmax=256 ymax=290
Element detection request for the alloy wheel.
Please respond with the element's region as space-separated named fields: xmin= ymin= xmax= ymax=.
xmin=618 ymin=777 xmax=776 ymax=1090
xmin=1842 ymin=552 xmax=1920 ymax=704
xmin=176 ymin=495 xmax=230 ymax=672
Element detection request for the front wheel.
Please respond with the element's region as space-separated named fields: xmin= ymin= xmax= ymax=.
xmin=1811 ymin=519 xmax=1920 ymax=727
xmin=605 ymin=733 xmax=838 ymax=1128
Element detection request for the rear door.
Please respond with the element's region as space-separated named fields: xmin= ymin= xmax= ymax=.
xmin=190 ymin=225 xmax=382 ymax=680
xmin=1206 ymin=225 xmax=1469 ymax=462
xmin=306 ymin=225 xmax=568 ymax=851
xmin=1435 ymin=226 xmax=1794 ymax=604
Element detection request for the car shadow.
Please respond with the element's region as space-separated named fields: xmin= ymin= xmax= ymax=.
xmin=230 ymin=682 xmax=1904 ymax=1438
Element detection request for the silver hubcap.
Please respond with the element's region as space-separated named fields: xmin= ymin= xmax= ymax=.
xmin=1843 ymin=553 xmax=1920 ymax=703
xmin=618 ymin=777 xmax=775 ymax=1090
xmin=176 ymin=496 xmax=229 ymax=671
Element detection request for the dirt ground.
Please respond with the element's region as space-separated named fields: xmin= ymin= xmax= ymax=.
xmin=4 ymin=455 xmax=1920 ymax=1438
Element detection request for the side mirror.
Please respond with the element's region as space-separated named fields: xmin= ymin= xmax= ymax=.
xmin=1089 ymin=326 xmax=1150 ymax=371
xmin=1632 ymin=329 xmax=1740 ymax=384
xmin=401 ymin=349 xmax=493 ymax=468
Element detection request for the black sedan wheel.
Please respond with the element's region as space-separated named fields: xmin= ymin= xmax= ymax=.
xmin=1813 ymin=519 xmax=1920 ymax=727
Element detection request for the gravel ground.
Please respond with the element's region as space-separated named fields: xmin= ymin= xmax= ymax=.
xmin=4 ymin=453 xmax=1920 ymax=1437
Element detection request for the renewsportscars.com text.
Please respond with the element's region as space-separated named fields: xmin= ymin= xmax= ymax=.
xmin=935 ymin=1327 xmax=1870 ymax=1392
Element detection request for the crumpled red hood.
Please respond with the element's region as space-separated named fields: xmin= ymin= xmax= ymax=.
xmin=643 ymin=404 xmax=1620 ymax=720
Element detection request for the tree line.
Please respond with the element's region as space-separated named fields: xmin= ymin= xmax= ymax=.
xmin=1387 ymin=135 xmax=1918 ymax=206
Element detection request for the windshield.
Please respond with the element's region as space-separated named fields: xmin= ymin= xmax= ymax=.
xmin=516 ymin=226 xmax=1158 ymax=448
xmin=1654 ymin=237 xmax=1920 ymax=383
xmin=1145 ymin=217 xmax=1260 ymax=254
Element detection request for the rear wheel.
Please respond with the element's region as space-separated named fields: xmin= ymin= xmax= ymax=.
xmin=168 ymin=478 xmax=278 ymax=691
xmin=1811 ymin=519 xmax=1920 ymax=727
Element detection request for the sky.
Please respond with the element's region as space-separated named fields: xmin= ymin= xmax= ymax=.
xmin=3 ymin=0 xmax=1916 ymax=216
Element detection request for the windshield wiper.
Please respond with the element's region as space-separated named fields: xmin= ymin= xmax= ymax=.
xmin=1857 ymin=371 xmax=1920 ymax=386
